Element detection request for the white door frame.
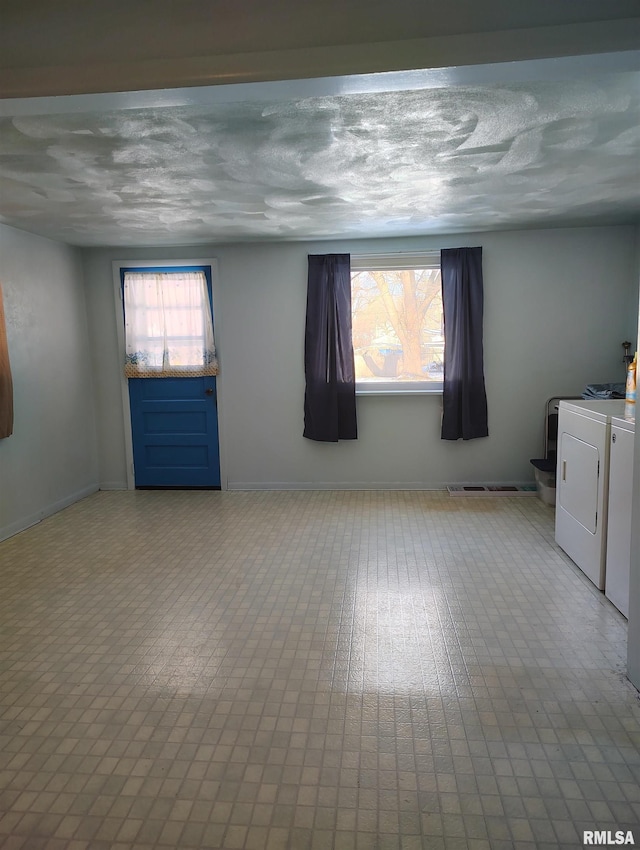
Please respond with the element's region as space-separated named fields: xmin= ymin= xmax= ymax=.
xmin=111 ymin=258 xmax=227 ymax=490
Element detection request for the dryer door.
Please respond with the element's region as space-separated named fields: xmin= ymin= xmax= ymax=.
xmin=558 ymin=433 xmax=599 ymax=534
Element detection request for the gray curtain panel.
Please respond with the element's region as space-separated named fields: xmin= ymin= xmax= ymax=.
xmin=441 ymin=247 xmax=488 ymax=441
xmin=304 ymin=254 xmax=357 ymax=442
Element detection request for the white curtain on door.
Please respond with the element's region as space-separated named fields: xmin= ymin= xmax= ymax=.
xmin=124 ymin=271 xmax=219 ymax=378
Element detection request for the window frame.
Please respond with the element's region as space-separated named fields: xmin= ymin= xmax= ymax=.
xmin=351 ymin=252 xmax=443 ymax=396
xmin=121 ymin=266 xmax=216 ymax=375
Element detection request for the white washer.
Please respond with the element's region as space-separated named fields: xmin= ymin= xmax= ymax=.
xmin=605 ymin=415 xmax=636 ymax=617
xmin=555 ymin=399 xmax=625 ymax=590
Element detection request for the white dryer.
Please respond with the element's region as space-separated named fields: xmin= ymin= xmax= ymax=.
xmin=555 ymin=399 xmax=625 ymax=590
xmin=605 ymin=415 xmax=635 ymax=617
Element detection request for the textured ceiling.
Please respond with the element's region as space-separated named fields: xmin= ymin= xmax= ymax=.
xmin=0 ymin=72 xmax=639 ymax=246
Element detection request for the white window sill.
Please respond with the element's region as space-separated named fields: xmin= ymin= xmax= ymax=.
xmin=356 ymin=382 xmax=443 ymax=396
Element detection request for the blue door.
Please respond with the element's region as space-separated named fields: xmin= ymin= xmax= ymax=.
xmin=123 ymin=266 xmax=221 ymax=489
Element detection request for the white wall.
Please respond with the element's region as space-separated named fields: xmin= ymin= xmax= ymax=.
xmin=0 ymin=224 xmax=99 ymax=540
xmin=82 ymin=224 xmax=638 ymax=491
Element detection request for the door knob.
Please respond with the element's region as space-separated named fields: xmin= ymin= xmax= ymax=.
xmin=205 ymin=388 xmax=214 ymax=395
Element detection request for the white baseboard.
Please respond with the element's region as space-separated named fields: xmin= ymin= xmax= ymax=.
xmin=0 ymin=483 xmax=99 ymax=542
xmin=99 ymin=481 xmax=129 ymax=491
xmin=227 ymin=481 xmax=448 ymax=491
xmin=227 ymin=480 xmax=535 ymax=492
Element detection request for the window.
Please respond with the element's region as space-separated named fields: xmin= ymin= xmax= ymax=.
xmin=122 ymin=268 xmax=218 ymax=378
xmin=351 ymin=253 xmax=443 ymax=394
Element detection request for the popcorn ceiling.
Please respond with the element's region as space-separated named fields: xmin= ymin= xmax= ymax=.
xmin=0 ymin=75 xmax=638 ymax=246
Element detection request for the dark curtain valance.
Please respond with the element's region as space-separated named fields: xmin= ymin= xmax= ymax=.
xmin=304 ymin=254 xmax=357 ymax=442
xmin=441 ymin=247 xmax=488 ymax=441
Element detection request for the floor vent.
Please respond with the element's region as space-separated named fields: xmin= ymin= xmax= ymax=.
xmin=447 ymin=484 xmax=537 ymax=497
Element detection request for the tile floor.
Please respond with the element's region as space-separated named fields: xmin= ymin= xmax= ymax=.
xmin=0 ymin=490 xmax=638 ymax=850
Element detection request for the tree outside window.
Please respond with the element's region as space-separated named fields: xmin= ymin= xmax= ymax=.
xmin=351 ymin=258 xmax=443 ymax=391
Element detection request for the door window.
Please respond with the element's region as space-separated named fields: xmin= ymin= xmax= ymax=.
xmin=123 ymin=270 xmax=218 ymax=378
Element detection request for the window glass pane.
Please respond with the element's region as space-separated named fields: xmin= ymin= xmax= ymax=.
xmin=166 ymin=341 xmax=203 ymax=367
xmin=351 ymin=267 xmax=443 ymax=386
